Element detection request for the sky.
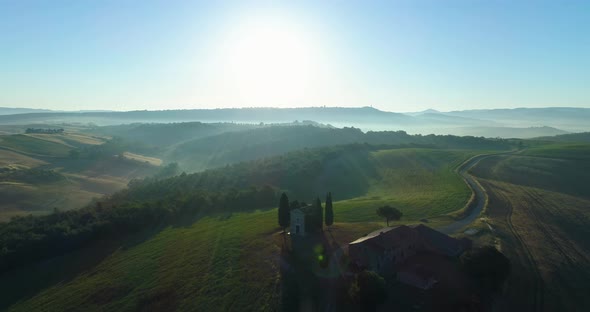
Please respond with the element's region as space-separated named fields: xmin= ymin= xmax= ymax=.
xmin=0 ymin=0 xmax=589 ymax=112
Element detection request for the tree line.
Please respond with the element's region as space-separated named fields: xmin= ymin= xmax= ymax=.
xmin=0 ymin=185 xmax=278 ymax=273
xmin=25 ymin=128 xmax=64 ymax=134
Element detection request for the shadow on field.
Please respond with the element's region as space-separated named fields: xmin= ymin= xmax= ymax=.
xmin=279 ymin=231 xmax=352 ymax=312
xmin=0 ymin=225 xmax=167 ymax=310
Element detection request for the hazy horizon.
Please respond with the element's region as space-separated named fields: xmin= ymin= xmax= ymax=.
xmin=4 ymin=105 xmax=590 ymax=115
xmin=1 ymin=1 xmax=589 ymax=112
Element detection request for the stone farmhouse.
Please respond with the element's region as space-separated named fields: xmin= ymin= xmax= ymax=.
xmin=348 ymin=224 xmax=471 ymax=289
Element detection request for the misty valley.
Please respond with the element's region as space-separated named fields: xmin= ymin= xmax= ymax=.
xmin=2 ymin=1 xmax=589 ymax=311
xmin=0 ymin=107 xmax=589 ymax=311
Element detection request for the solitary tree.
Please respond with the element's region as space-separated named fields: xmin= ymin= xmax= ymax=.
xmin=314 ymin=197 xmax=323 ymax=231
xmin=278 ymin=193 xmax=290 ymax=232
xmin=376 ymin=205 xmax=402 ymax=226
xmin=325 ymin=192 xmax=334 ymax=228
xmin=461 ymin=245 xmax=511 ymax=292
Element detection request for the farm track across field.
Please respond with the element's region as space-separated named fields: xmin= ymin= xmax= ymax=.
xmin=438 ymin=150 xmax=516 ymax=234
xmin=501 ymin=189 xmax=545 ymax=312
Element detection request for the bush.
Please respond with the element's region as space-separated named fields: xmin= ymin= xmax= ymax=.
xmin=461 ymin=245 xmax=511 ymax=292
xmin=349 ymin=270 xmax=387 ymax=311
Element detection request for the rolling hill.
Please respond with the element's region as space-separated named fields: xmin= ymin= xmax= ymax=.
xmin=0 ymin=107 xmax=53 ymax=115
xmin=2 ymin=107 xmax=589 ymax=136
xmin=465 ymin=143 xmax=590 ymax=311
xmin=444 ymin=107 xmax=590 ymax=132
xmin=535 ymin=132 xmax=590 ymax=143
xmin=168 ymin=125 xmax=513 ymax=171
xmin=440 ymin=126 xmax=569 ymax=139
xmin=0 ymin=132 xmax=161 ymax=221
xmin=0 ymin=145 xmax=482 ymax=311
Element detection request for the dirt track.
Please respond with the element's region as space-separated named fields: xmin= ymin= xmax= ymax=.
xmin=437 ymin=153 xmax=503 ymax=234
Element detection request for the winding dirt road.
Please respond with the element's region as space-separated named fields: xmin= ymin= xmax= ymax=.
xmin=437 ymin=152 xmax=513 ymax=234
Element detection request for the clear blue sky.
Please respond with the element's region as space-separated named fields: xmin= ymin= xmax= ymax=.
xmin=1 ymin=0 xmax=588 ymax=112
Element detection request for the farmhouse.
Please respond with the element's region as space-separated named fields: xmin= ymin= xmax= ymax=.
xmin=348 ymin=224 xmax=471 ymax=289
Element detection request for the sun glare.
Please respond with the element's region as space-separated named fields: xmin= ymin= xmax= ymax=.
xmin=223 ymin=16 xmax=317 ymax=106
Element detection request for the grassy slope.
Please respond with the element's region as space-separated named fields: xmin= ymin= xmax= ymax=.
xmin=122 ymin=152 xmax=162 ymax=166
xmin=535 ymin=132 xmax=590 ymax=143
xmin=0 ymin=134 xmax=72 ymax=157
xmin=6 ymin=210 xmax=378 ymax=312
xmin=5 ymin=147 xmax=477 ymax=311
xmin=0 ymin=149 xmax=46 ymax=169
xmin=0 ymin=160 xmax=159 ymax=221
xmin=27 ymin=133 xmax=106 ymax=147
xmin=335 ymin=149 xmax=477 ymax=222
xmin=0 ymin=133 xmax=159 ymax=220
xmin=470 ymin=144 xmax=590 ymax=199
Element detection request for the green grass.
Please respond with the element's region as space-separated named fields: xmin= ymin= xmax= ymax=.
xmin=334 ymin=149 xmax=477 ymax=222
xmin=6 ymin=210 xmax=279 ymax=311
xmin=6 ymin=143 xmax=590 ymax=310
xmin=3 ymin=147 xmax=481 ymax=310
xmin=5 ymin=208 xmax=381 ymax=312
xmin=521 ymin=143 xmax=590 ymax=160
xmin=0 ymin=134 xmax=72 ymax=157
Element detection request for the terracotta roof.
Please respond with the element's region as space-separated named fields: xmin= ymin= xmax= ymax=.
xmin=349 ymin=226 xmax=396 ymax=245
xmin=349 ymin=224 xmax=470 ymax=257
xmin=410 ymin=224 xmax=466 ymax=256
xmin=349 ymin=225 xmax=414 ymax=248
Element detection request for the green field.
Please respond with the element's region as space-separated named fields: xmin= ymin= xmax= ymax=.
xmin=3 ymin=209 xmax=379 ymax=311
xmin=521 ymin=143 xmax=590 ymax=160
xmin=470 ymin=144 xmax=590 ymax=199
xmin=0 ymin=149 xmax=47 ymax=169
xmin=334 ymin=148 xmax=477 ymax=222
xmin=4 ymin=210 xmax=281 ymax=311
xmin=1 ymin=147 xmax=479 ymax=310
xmin=0 ymin=134 xmax=72 ymax=157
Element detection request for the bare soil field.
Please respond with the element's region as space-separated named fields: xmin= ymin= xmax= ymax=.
xmin=479 ymin=179 xmax=590 ymax=312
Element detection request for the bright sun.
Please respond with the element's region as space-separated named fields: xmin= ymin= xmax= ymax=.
xmin=222 ymin=17 xmax=316 ymax=106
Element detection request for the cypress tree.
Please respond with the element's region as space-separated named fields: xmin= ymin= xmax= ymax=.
xmin=315 ymin=197 xmax=323 ymax=231
xmin=278 ymin=193 xmax=290 ymax=232
xmin=325 ymin=192 xmax=334 ymax=228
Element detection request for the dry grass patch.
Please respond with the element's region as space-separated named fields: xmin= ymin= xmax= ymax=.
xmin=122 ymin=152 xmax=162 ymax=166
xmin=0 ymin=150 xmax=46 ymax=168
xmin=478 ymin=179 xmax=590 ymax=311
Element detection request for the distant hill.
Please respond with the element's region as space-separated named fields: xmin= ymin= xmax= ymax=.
xmin=444 ymin=107 xmax=590 ymax=132
xmin=0 ymin=107 xmax=53 ymax=115
xmin=169 ymin=125 xmax=514 ymax=171
xmin=88 ymin=122 xmax=256 ymax=149
xmin=411 ymin=112 xmax=498 ymax=126
xmin=0 ymin=107 xmax=414 ymax=127
xmin=2 ymin=106 xmax=589 ymax=136
xmin=442 ymin=126 xmax=569 ymax=139
xmin=535 ymin=132 xmax=590 ymax=143
xmin=405 ymin=109 xmax=441 ymax=116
